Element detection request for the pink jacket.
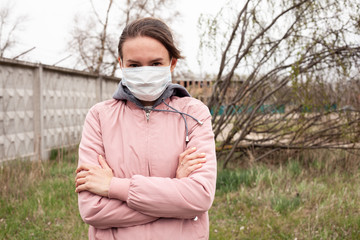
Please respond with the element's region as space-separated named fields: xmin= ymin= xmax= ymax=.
xmin=77 ymin=96 xmax=217 ymax=240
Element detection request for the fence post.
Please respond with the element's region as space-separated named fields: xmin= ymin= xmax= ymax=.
xmin=96 ymin=76 xmax=103 ymax=102
xmin=33 ymin=64 xmax=45 ymax=160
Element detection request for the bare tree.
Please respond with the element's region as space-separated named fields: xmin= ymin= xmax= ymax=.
xmin=198 ymin=0 xmax=360 ymax=167
xmin=68 ymin=0 xmax=179 ymax=76
xmin=0 ymin=1 xmax=27 ymax=57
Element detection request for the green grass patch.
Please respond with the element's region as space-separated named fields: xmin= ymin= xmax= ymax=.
xmin=1 ymin=149 xmax=360 ymax=239
xmin=0 ymin=152 xmax=88 ymax=240
xmin=216 ymin=168 xmax=258 ymax=192
xmin=270 ymin=194 xmax=301 ymax=215
xmin=210 ymin=155 xmax=360 ymax=239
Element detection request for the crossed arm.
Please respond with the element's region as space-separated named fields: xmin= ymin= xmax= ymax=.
xmin=75 ymin=103 xmax=216 ymax=229
xmin=75 ymin=147 xmax=207 ymax=198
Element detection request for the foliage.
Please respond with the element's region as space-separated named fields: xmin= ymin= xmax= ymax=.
xmin=68 ymin=0 xmax=179 ymax=76
xmin=198 ymin=0 xmax=360 ymax=167
xmin=0 ymin=1 xmax=27 ymax=57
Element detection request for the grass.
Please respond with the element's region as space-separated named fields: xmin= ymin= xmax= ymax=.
xmin=0 ymin=149 xmax=88 ymax=240
xmin=210 ymin=151 xmax=360 ymax=239
xmin=1 ymin=149 xmax=359 ymax=239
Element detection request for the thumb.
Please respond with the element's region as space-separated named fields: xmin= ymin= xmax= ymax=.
xmin=98 ymin=155 xmax=110 ymax=169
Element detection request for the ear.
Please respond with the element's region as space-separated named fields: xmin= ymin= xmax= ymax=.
xmin=170 ymin=58 xmax=178 ymax=72
xmin=118 ymin=57 xmax=123 ymax=68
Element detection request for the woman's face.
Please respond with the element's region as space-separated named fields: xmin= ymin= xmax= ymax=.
xmin=119 ymin=36 xmax=177 ymax=72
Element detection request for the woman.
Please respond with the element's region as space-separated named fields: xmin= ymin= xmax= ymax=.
xmin=75 ymin=17 xmax=217 ymax=240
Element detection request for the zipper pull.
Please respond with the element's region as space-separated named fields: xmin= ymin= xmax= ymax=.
xmin=145 ymin=109 xmax=151 ymax=122
xmin=145 ymin=110 xmax=150 ymax=121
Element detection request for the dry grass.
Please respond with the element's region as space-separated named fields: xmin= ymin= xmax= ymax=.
xmin=0 ymin=148 xmax=359 ymax=239
xmin=0 ymin=149 xmax=88 ymax=240
xmin=211 ymin=149 xmax=360 ymax=239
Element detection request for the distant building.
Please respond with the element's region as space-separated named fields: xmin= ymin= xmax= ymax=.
xmin=173 ymin=73 xmax=244 ymax=104
xmin=173 ymin=78 xmax=213 ymax=102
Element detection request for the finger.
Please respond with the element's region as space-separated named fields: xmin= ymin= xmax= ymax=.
xmin=76 ymin=165 xmax=89 ymax=173
xmin=179 ymin=147 xmax=197 ymax=161
xmin=182 ymin=152 xmax=206 ymax=164
xmin=75 ymin=177 xmax=87 ymax=187
xmin=75 ymin=171 xmax=89 ymax=182
xmin=187 ymin=158 xmax=206 ymax=166
xmin=188 ymin=163 xmax=203 ymax=173
xmin=76 ymin=164 xmax=98 ymax=173
xmin=98 ymin=155 xmax=110 ymax=169
xmin=181 ymin=157 xmax=206 ymax=169
xmin=196 ymin=152 xmax=206 ymax=158
xmin=75 ymin=183 xmax=88 ymax=193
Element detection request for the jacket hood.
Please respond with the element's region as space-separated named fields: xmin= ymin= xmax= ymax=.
xmin=113 ymin=83 xmax=191 ymax=108
xmin=113 ymin=82 xmax=201 ymax=143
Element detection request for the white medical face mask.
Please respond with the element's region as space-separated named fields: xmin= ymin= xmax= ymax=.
xmin=121 ymin=62 xmax=172 ymax=102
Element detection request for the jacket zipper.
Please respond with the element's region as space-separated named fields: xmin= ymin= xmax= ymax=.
xmin=145 ymin=109 xmax=151 ymax=122
xmin=144 ymin=108 xmax=151 ymax=175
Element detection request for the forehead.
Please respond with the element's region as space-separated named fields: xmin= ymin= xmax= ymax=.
xmin=122 ymin=36 xmax=169 ymax=61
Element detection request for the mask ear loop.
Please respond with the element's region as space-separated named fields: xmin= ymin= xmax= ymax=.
xmin=169 ymin=58 xmax=175 ymax=71
xmin=119 ymin=58 xmax=124 ymax=70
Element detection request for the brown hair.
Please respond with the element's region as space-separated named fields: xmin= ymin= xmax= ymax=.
xmin=118 ymin=17 xmax=183 ymax=60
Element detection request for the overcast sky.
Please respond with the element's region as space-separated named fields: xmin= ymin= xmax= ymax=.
xmin=5 ymin=0 xmax=224 ymax=75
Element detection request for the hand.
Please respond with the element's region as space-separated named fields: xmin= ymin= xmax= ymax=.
xmin=75 ymin=155 xmax=114 ymax=197
xmin=176 ymin=147 xmax=206 ymax=179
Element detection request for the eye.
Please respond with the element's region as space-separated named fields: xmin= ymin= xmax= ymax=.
xmin=152 ymin=62 xmax=162 ymax=66
xmin=128 ymin=63 xmax=139 ymax=67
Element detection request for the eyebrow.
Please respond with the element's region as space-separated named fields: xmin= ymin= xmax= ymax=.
xmin=126 ymin=59 xmax=140 ymax=64
xmin=126 ymin=58 xmax=164 ymax=63
xmin=150 ymin=58 xmax=164 ymax=62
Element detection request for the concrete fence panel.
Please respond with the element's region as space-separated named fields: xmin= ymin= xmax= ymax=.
xmin=0 ymin=58 xmax=120 ymax=162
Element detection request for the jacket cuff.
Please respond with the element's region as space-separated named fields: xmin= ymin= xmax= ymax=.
xmin=108 ymin=177 xmax=130 ymax=201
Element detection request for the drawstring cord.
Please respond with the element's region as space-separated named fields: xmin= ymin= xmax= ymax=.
xmin=141 ymin=99 xmax=203 ymax=143
xmin=161 ymin=100 xmax=204 ymax=125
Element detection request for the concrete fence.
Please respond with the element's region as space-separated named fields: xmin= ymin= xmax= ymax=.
xmin=0 ymin=58 xmax=120 ymax=162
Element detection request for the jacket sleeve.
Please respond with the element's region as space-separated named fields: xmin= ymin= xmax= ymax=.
xmin=125 ymin=101 xmax=217 ymax=219
xmin=77 ymin=104 xmax=158 ymax=229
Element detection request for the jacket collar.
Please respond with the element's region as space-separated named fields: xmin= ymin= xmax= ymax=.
xmin=112 ymin=83 xmax=191 ymax=109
